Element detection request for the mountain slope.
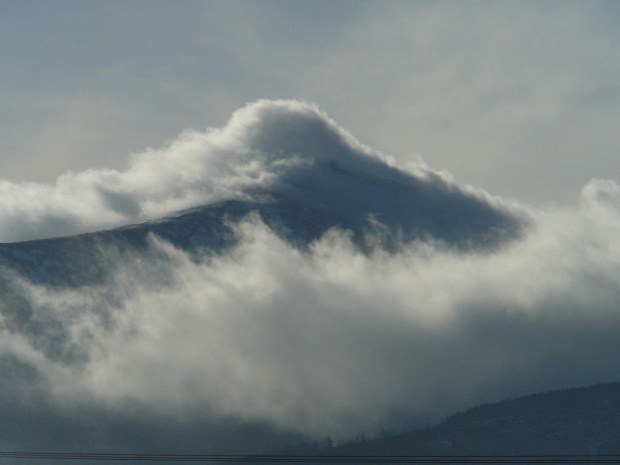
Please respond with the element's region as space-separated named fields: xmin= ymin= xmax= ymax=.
xmin=292 ymin=382 xmax=620 ymax=456
xmin=0 ymin=150 xmax=524 ymax=288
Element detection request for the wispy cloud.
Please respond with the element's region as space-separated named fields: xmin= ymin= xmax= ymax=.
xmin=0 ymin=100 xmax=519 ymax=243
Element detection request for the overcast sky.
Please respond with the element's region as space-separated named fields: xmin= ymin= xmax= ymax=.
xmin=1 ymin=0 xmax=619 ymax=207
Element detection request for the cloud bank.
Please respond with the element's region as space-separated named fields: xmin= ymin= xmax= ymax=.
xmin=3 ymin=181 xmax=620 ymax=439
xmin=0 ymin=100 xmax=620 ymax=452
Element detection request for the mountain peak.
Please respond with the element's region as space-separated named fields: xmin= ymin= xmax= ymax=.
xmin=0 ymin=99 xmax=524 ymax=245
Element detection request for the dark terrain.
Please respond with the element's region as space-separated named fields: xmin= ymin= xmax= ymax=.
xmin=286 ymin=382 xmax=620 ymax=457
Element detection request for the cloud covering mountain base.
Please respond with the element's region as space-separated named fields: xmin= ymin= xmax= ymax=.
xmin=1 ymin=100 xmax=620 ymax=451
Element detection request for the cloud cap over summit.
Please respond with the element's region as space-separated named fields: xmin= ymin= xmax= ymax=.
xmin=0 ymin=100 xmax=523 ymax=246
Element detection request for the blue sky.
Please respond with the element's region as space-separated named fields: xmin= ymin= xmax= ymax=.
xmin=2 ymin=0 xmax=619 ymax=206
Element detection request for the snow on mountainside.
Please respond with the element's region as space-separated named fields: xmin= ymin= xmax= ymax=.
xmin=0 ymin=100 xmax=525 ymax=286
xmin=0 ymin=187 xmax=522 ymax=288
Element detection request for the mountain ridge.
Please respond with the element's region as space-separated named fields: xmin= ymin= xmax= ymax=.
xmin=285 ymin=381 xmax=620 ymax=456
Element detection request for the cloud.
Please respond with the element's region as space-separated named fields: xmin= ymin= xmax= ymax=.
xmin=0 ymin=99 xmax=520 ymax=244
xmin=1 ymin=100 xmax=619 ymax=452
xmin=303 ymin=1 xmax=620 ymax=205
xmin=2 ymin=2 xmax=619 ymax=209
xmin=1 ymin=177 xmax=620 ymax=449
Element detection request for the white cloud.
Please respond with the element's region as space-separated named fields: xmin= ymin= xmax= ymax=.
xmin=0 ymin=99 xmax=519 ymax=243
xmin=3 ymin=2 xmax=619 ymax=207
xmin=0 ymin=100 xmax=325 ymax=242
xmin=3 ymin=183 xmax=620 ymax=440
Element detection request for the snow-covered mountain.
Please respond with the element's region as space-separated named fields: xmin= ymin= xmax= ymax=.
xmin=0 ymin=179 xmax=522 ymax=288
xmin=0 ymin=100 xmax=524 ymax=286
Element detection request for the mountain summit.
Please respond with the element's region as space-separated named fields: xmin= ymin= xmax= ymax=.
xmin=0 ymin=100 xmax=524 ymax=246
xmin=0 ymin=100 xmax=525 ymax=287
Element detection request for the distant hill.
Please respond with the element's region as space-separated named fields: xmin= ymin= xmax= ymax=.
xmin=287 ymin=382 xmax=620 ymax=456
